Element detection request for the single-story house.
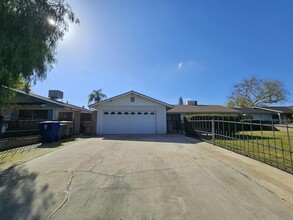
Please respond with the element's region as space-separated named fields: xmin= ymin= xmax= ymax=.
xmin=255 ymin=106 xmax=293 ymax=123
xmin=1 ymin=88 xmax=94 ymax=135
xmin=89 ymin=90 xmax=173 ymax=134
xmin=234 ymin=108 xmax=274 ymax=121
xmin=235 ymin=107 xmax=293 ymax=123
xmin=89 ymin=91 xmax=241 ymax=135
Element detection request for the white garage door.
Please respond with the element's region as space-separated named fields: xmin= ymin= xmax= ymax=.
xmin=101 ymin=111 xmax=156 ymax=134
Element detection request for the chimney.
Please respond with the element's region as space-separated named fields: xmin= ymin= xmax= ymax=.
xmin=187 ymin=100 xmax=197 ymax=105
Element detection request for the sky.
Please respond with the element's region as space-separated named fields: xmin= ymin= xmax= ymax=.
xmin=32 ymin=0 xmax=293 ymax=107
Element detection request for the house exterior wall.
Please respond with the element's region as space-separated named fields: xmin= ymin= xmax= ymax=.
xmin=73 ymin=111 xmax=81 ymax=134
xmin=95 ymin=94 xmax=167 ymax=134
xmin=101 ymin=94 xmax=163 ymax=106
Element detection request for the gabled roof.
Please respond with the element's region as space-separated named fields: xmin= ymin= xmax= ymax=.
xmin=6 ymin=87 xmax=91 ymax=113
xmin=168 ymin=105 xmax=240 ymax=114
xmin=89 ymin=90 xmax=173 ymax=109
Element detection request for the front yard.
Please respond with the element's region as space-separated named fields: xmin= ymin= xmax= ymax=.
xmin=0 ymin=137 xmax=80 ymax=172
xmin=217 ymin=130 xmax=293 ymax=172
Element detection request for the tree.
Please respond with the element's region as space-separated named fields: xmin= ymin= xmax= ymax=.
xmin=178 ymin=96 xmax=183 ymax=105
xmin=88 ymin=89 xmax=107 ymax=105
xmin=227 ymin=76 xmax=289 ymax=108
xmin=0 ymin=78 xmax=31 ymax=116
xmin=0 ymin=0 xmax=79 ymax=108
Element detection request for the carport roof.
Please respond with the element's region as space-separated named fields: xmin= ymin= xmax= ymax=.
xmin=89 ymin=90 xmax=173 ymax=109
xmin=235 ymin=108 xmax=273 ymax=114
xmin=253 ymin=106 xmax=293 ymax=114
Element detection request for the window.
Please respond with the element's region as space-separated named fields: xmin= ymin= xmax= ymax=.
xmin=19 ymin=110 xmax=48 ymax=120
xmin=137 ymin=112 xmax=142 ymax=115
xmin=130 ymin=112 xmax=135 ymax=115
xmin=104 ymin=112 xmax=109 ymax=115
xmin=18 ymin=110 xmax=34 ymax=120
xmin=124 ymin=112 xmax=129 ymax=115
xmin=130 ymin=97 xmax=135 ymax=102
xmin=111 ymin=112 xmax=116 ymax=115
xmin=144 ymin=112 xmax=148 ymax=115
xmin=117 ymin=112 xmax=122 ymax=115
xmin=150 ymin=112 xmax=155 ymax=115
xmin=59 ymin=112 xmax=73 ymax=121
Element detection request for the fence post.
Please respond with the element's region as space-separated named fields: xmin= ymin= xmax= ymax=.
xmin=212 ymin=119 xmax=215 ymax=145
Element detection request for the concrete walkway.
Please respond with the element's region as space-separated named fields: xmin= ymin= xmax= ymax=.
xmin=0 ymin=135 xmax=292 ymax=220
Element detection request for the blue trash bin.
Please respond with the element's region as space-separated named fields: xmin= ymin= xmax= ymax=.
xmin=39 ymin=121 xmax=61 ymax=142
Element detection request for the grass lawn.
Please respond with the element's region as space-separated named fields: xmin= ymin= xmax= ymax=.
xmin=0 ymin=137 xmax=80 ymax=172
xmin=215 ymin=130 xmax=293 ymax=172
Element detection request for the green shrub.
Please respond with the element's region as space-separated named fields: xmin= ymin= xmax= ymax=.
xmin=186 ymin=114 xmax=240 ymax=121
xmin=184 ymin=117 xmax=198 ymax=137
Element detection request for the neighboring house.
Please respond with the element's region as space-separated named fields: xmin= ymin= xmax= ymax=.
xmin=236 ymin=107 xmax=293 ymax=123
xmin=89 ymin=90 xmax=173 ymax=134
xmin=1 ymin=88 xmax=93 ymax=135
xmin=234 ymin=108 xmax=273 ymax=121
xmin=253 ymin=106 xmax=293 ymax=123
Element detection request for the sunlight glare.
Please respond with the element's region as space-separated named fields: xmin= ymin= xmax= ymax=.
xmin=47 ymin=17 xmax=56 ymax=26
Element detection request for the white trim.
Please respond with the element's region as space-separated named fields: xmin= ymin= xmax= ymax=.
xmin=89 ymin=90 xmax=173 ymax=109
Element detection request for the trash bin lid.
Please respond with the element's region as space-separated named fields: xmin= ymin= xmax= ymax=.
xmin=39 ymin=121 xmax=61 ymax=124
xmin=60 ymin=121 xmax=73 ymax=124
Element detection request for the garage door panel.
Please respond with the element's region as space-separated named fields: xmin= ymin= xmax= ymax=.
xmin=102 ymin=112 xmax=156 ymax=134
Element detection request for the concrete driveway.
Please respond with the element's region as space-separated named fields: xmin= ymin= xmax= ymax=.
xmin=0 ymin=135 xmax=293 ymax=220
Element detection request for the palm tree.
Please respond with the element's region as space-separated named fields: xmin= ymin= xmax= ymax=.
xmin=88 ymin=89 xmax=107 ymax=105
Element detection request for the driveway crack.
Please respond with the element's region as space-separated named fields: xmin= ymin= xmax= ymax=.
xmin=96 ymin=184 xmax=177 ymax=191
xmin=49 ymin=171 xmax=74 ymax=219
xmin=88 ymin=164 xmax=192 ymax=177
xmin=89 ymin=150 xmax=116 ymax=171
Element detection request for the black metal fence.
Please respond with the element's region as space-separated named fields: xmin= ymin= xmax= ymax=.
xmin=186 ymin=116 xmax=293 ymax=174
xmin=167 ymin=120 xmax=184 ymax=134
xmin=0 ymin=120 xmax=41 ymax=139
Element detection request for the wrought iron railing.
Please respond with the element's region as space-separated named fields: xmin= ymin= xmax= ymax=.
xmin=186 ymin=116 xmax=293 ymax=174
xmin=0 ymin=120 xmax=41 ymax=139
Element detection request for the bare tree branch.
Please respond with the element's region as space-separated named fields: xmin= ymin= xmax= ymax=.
xmin=227 ymin=76 xmax=289 ymax=108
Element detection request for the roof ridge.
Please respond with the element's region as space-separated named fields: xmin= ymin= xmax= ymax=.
xmin=89 ymin=90 xmax=173 ymax=108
